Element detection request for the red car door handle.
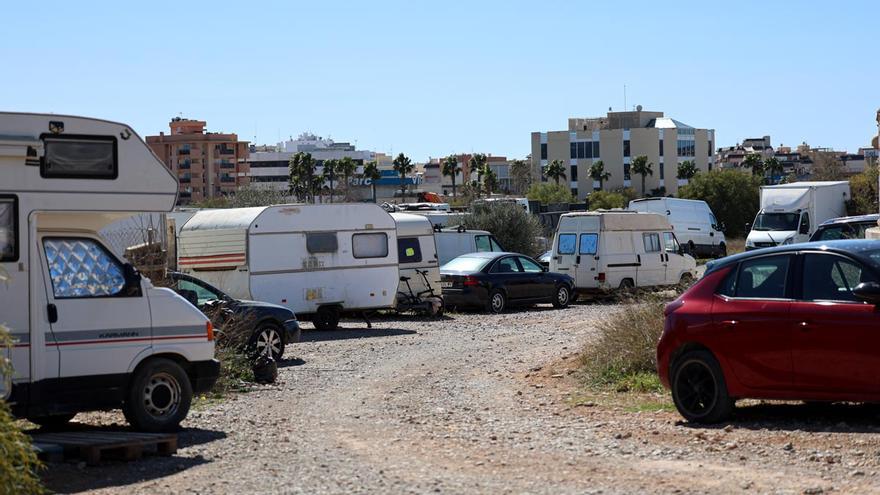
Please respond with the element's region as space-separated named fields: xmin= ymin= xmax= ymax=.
xmin=720 ymin=320 xmax=738 ymax=327
xmin=798 ymin=321 xmax=811 ymax=330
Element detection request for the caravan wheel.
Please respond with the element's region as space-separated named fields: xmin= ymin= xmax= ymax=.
xmin=123 ymin=358 xmax=192 ymax=433
xmin=314 ymin=306 xmax=340 ymax=331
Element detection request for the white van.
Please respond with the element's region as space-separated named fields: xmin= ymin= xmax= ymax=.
xmin=550 ymin=211 xmax=697 ymax=293
xmin=178 ymin=204 xmax=399 ymax=330
xmin=435 ymin=228 xmax=505 ymax=265
xmin=0 ymin=112 xmax=217 ymax=432
xmin=628 ymin=198 xmax=726 ymax=258
xmin=390 ymin=213 xmax=442 ymax=313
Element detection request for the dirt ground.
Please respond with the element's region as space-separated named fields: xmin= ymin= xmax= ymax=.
xmin=39 ymin=304 xmax=880 ymax=494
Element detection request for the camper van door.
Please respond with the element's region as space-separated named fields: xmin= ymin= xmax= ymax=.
xmin=636 ymin=231 xmax=665 ymax=287
xmin=0 ymin=195 xmax=29 ymax=391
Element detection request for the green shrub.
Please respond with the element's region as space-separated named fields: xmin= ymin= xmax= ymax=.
xmin=0 ymin=326 xmax=43 ymax=494
xmin=848 ymin=164 xmax=879 ymax=216
xmin=461 ymin=202 xmax=544 ymax=256
xmin=526 ymin=182 xmax=575 ymax=204
xmin=678 ymin=169 xmax=762 ymax=238
xmin=586 ymin=190 xmax=627 ymax=210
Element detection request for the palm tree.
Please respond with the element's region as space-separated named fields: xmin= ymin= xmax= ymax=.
xmin=763 ymin=157 xmax=784 ymax=184
xmin=631 ymin=155 xmax=653 ymax=196
xmin=468 ymin=153 xmax=488 ymax=198
xmin=742 ymin=153 xmax=765 ymax=177
xmin=676 ymin=160 xmax=698 ymax=182
xmin=392 ymin=153 xmax=414 ymax=201
xmin=361 ymin=160 xmax=381 ymax=203
xmin=509 ymin=159 xmax=532 ymax=195
xmin=288 ymin=152 xmax=318 ymax=203
xmin=441 ymin=155 xmax=461 ymax=199
xmin=322 ymin=159 xmax=338 ymax=203
xmin=544 ymin=159 xmax=567 ymax=185
xmin=588 ymin=160 xmax=611 ymax=190
xmin=337 ymin=157 xmax=357 ymax=200
xmin=482 ymin=165 xmax=498 ymax=196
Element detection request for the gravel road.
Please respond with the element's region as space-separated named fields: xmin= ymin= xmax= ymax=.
xmin=43 ymin=303 xmax=880 ymax=494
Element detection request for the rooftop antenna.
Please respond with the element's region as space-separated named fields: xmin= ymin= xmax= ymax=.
xmin=623 ymin=84 xmax=627 ymax=112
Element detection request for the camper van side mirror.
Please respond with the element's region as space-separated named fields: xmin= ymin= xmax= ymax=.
xmin=122 ymin=263 xmax=142 ymax=294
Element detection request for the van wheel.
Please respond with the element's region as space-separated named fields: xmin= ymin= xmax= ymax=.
xmin=619 ymin=278 xmax=635 ymax=291
xmin=123 ymin=358 xmax=192 ymax=433
xmin=248 ymin=323 xmax=285 ymax=361
xmin=314 ymin=306 xmax=340 ymax=331
xmin=670 ymin=350 xmax=734 ymax=423
xmin=488 ymin=290 xmax=506 ymax=314
xmin=686 ymin=241 xmax=696 ymax=255
xmin=29 ymin=413 xmax=76 ymax=430
xmin=553 ymin=285 xmax=571 ymax=309
xmin=716 ymin=242 xmax=727 ymax=258
xmin=679 ymin=273 xmax=694 ymax=286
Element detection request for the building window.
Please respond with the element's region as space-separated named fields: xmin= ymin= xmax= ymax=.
xmin=677 ymin=139 xmax=695 ymax=157
xmin=592 ymin=141 xmax=600 ymax=159
xmin=623 ymin=140 xmax=631 ymax=157
xmin=570 ymin=142 xmax=577 ymax=160
xmin=577 ymin=142 xmax=586 ymax=159
xmin=659 ymin=163 xmax=665 ymax=180
xmin=352 ymin=233 xmax=388 ymax=259
xmin=659 ymin=139 xmax=664 ymax=156
xmin=570 ymin=165 xmax=578 ymax=181
xmin=571 ymin=188 xmax=578 ymax=197
xmin=708 ymin=162 xmax=713 ymax=172
xmin=708 ymin=141 xmax=713 ymax=156
xmin=540 ymin=143 xmax=547 ymax=160
xmin=624 ymin=163 xmax=631 ymax=181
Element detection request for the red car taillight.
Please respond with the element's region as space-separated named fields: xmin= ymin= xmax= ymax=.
xmin=463 ymin=276 xmax=480 ymax=287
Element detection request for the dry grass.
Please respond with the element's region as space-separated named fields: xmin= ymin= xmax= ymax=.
xmin=726 ymin=238 xmax=746 ymax=255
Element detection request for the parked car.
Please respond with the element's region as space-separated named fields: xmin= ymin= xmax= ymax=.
xmin=658 ymin=239 xmax=880 ymax=423
xmin=537 ymin=250 xmax=552 ymax=268
xmin=169 ymin=272 xmax=300 ymax=361
xmin=810 ymin=214 xmax=879 ymax=242
xmin=628 ymin=197 xmax=727 ymax=258
xmin=440 ymin=252 xmax=575 ymax=313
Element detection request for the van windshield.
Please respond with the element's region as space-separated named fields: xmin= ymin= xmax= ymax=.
xmin=753 ymin=213 xmax=799 ymax=231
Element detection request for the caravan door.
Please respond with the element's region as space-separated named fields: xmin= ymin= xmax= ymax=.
xmin=39 ymin=236 xmax=152 ymax=380
xmin=0 ymin=195 xmax=29 ymax=395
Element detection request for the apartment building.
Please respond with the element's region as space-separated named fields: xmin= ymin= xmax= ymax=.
xmin=146 ymin=118 xmax=249 ymax=204
xmin=531 ymin=109 xmax=715 ymax=199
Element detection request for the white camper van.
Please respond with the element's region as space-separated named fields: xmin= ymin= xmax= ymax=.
xmin=628 ymin=198 xmax=727 ymax=257
xmin=390 ymin=213 xmax=443 ymax=313
xmin=550 ymin=211 xmax=697 ymax=293
xmin=0 ymin=112 xmax=217 ymax=432
xmin=435 ymin=228 xmax=505 ymax=265
xmin=178 ymin=204 xmax=399 ymax=330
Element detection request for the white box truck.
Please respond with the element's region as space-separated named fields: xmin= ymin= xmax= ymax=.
xmin=746 ymin=181 xmax=851 ymax=250
xmin=177 ymin=204 xmax=399 ymax=330
xmin=0 ymin=112 xmax=218 ymax=432
xmin=550 ymin=211 xmax=697 ymax=294
xmin=628 ymin=197 xmax=727 ymax=258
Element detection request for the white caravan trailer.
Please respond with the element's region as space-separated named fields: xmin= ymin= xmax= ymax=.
xmin=550 ymin=211 xmax=697 ymax=294
xmin=0 ymin=112 xmax=217 ymax=432
xmin=390 ymin=213 xmax=442 ymax=312
xmin=178 ymin=204 xmax=399 ymax=330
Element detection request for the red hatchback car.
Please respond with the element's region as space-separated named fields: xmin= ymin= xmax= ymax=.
xmin=658 ymin=240 xmax=880 ymax=423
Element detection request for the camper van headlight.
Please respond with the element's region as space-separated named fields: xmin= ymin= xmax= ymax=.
xmin=745 ymin=239 xmax=755 ymax=247
xmin=782 ymin=237 xmax=794 ymax=245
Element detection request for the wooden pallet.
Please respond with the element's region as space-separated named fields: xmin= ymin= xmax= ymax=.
xmin=29 ymin=431 xmax=177 ymax=465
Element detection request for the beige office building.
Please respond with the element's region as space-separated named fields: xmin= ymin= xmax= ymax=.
xmin=531 ymin=109 xmax=715 ymax=199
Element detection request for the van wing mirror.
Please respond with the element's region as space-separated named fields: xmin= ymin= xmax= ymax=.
xmin=122 ymin=263 xmax=142 ymax=295
xmin=853 ymin=282 xmax=880 ymax=305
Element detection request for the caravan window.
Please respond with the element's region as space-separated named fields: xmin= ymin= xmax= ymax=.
xmin=41 ymin=135 xmax=118 ymax=179
xmin=306 ymin=232 xmax=338 ymax=253
xmin=643 ymin=233 xmax=662 ymax=253
xmin=397 ymin=237 xmax=422 ymax=263
xmin=352 ymin=233 xmax=389 ymax=258
xmin=0 ymin=197 xmax=17 ymax=262
xmin=43 ymin=238 xmax=127 ymax=298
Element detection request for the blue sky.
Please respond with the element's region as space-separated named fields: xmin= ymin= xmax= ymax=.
xmin=2 ymin=1 xmax=877 ymax=160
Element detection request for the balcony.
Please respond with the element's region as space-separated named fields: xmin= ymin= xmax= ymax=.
xmin=179 ymin=176 xmax=192 ymax=184
xmin=220 ymin=176 xmax=236 ymax=183
xmin=179 ymin=159 xmax=191 ymax=170
xmin=216 ymin=145 xmax=235 ymax=156
xmin=219 ymin=160 xmax=235 ymax=169
xmin=178 ymin=148 xmax=191 ymax=155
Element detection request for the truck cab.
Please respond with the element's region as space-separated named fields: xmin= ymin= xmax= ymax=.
xmin=0 ymin=112 xmax=218 ymax=432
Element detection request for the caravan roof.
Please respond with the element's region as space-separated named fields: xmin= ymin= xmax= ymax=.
xmin=182 ymin=203 xmax=395 ymax=234
xmin=390 ymin=212 xmax=434 ymax=237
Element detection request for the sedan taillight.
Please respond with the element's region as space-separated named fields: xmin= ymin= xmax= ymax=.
xmin=463 ymin=276 xmax=480 ymax=287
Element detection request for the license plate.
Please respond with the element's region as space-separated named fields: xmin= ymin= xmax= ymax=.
xmin=440 ymin=281 xmax=453 ymax=288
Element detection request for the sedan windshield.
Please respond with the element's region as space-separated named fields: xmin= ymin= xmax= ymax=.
xmin=442 ymin=256 xmax=491 ymax=273
xmin=753 ymin=213 xmax=799 ymax=231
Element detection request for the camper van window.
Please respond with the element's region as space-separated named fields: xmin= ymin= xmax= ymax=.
xmin=558 ymin=234 xmax=576 ymax=255
xmin=397 ymin=238 xmax=422 ymax=263
xmin=0 ymin=197 xmax=17 ymax=262
xmin=643 ymin=233 xmax=662 ymax=253
xmin=43 ymin=238 xmax=127 ymax=298
xmin=41 ymin=135 xmax=118 ymax=179
xmin=663 ymin=232 xmax=680 ymax=253
xmin=306 ymin=232 xmax=338 ymax=253
xmin=352 ymin=233 xmax=389 ymax=259
xmin=578 ymin=233 xmax=598 ymax=255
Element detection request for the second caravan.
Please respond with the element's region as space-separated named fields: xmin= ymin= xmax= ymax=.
xmin=178 ymin=204 xmax=399 ymax=330
xmin=550 ymin=211 xmax=697 ymax=294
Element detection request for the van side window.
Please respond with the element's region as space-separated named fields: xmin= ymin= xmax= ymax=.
xmin=476 ymin=235 xmax=503 ymax=252
xmin=663 ymin=232 xmax=680 ymax=253
xmin=306 ymin=232 xmax=338 ymax=253
xmin=41 ymin=135 xmax=118 ymax=179
xmin=0 ymin=196 xmax=17 ymax=262
xmin=352 ymin=233 xmax=388 ymax=258
xmin=397 ymin=237 xmax=422 ymax=263
xmin=489 ymin=236 xmax=503 ymax=252
xmin=43 ymin=238 xmax=127 ymax=298
xmin=558 ymin=234 xmax=576 ymax=255
xmin=642 ymin=233 xmax=661 ymax=253
xmin=578 ymin=233 xmax=598 ymax=255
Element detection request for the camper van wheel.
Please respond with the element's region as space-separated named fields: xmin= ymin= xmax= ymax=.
xmin=619 ymin=278 xmax=635 ymax=293
xmin=249 ymin=324 xmax=285 ymax=361
xmin=553 ymin=285 xmax=571 ymax=309
xmin=123 ymin=358 xmax=193 ymax=433
xmin=29 ymin=413 xmax=76 ymax=430
xmin=488 ymin=290 xmax=507 ymax=314
xmin=314 ymin=306 xmax=341 ymax=331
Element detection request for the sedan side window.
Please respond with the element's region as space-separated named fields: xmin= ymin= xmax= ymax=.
xmin=735 ymin=255 xmax=790 ymax=299
xmin=177 ymin=279 xmax=220 ymax=306
xmin=802 ymin=254 xmax=875 ymax=302
xmin=491 ymin=257 xmax=522 ymax=274
xmin=518 ymin=257 xmax=543 ymax=273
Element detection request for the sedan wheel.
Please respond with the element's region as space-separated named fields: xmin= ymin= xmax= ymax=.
xmin=252 ymin=325 xmax=285 ymax=361
xmin=488 ymin=290 xmax=506 ymax=314
xmin=671 ymin=350 xmax=733 ymax=423
xmin=553 ymin=285 xmax=571 ymax=308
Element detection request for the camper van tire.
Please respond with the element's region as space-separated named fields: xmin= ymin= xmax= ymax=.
xmin=123 ymin=358 xmax=193 ymax=433
xmin=248 ymin=324 xmax=285 ymax=361
xmin=488 ymin=290 xmax=507 ymax=314
xmin=679 ymin=273 xmax=694 ymax=286
xmin=619 ymin=278 xmax=635 ymax=292
xmin=552 ymin=285 xmax=571 ymax=309
xmin=314 ymin=306 xmax=342 ymax=331
xmin=28 ymin=413 xmax=77 ymax=430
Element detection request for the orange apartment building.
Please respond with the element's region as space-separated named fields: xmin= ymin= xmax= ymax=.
xmin=146 ymin=117 xmax=249 ymax=204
